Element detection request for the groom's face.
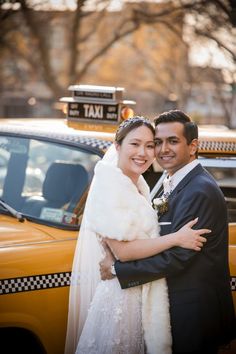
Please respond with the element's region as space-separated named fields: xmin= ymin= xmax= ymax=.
xmin=154 ymin=122 xmax=197 ymax=176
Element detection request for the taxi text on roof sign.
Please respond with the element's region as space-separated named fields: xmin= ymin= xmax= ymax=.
xmin=60 ymin=84 xmax=136 ymax=124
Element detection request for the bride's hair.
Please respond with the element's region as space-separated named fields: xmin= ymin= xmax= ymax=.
xmin=115 ymin=116 xmax=155 ymax=144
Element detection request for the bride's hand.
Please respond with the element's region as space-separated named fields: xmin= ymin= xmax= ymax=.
xmin=99 ymin=238 xmax=116 ymax=280
xmin=174 ymin=218 xmax=211 ymax=251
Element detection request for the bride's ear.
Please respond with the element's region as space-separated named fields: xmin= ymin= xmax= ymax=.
xmin=114 ymin=142 xmax=120 ymax=152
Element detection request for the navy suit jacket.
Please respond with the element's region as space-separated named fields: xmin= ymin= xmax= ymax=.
xmin=115 ymin=164 xmax=236 ymax=352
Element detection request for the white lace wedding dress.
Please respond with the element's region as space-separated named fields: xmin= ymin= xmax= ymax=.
xmin=76 ymin=278 xmax=144 ymax=354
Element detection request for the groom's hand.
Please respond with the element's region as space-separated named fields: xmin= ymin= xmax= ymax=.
xmin=99 ymin=240 xmax=115 ymax=280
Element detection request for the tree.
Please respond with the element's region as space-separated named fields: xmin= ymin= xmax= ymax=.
xmin=0 ymin=0 xmax=235 ymax=121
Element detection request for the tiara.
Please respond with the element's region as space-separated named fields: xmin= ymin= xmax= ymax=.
xmin=116 ymin=116 xmax=153 ymax=137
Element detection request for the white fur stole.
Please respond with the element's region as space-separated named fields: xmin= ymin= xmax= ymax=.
xmin=86 ymin=160 xmax=159 ymax=241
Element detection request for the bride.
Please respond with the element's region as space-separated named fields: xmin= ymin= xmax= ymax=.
xmin=64 ymin=116 xmax=208 ymax=354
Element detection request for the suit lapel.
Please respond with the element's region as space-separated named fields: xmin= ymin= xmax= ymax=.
xmin=168 ymin=163 xmax=204 ymax=201
xmin=152 ymin=163 xmax=204 ymax=202
xmin=158 ymin=164 xmax=204 ymax=227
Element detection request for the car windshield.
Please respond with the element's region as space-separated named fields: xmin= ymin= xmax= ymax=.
xmin=0 ymin=135 xmax=101 ymax=228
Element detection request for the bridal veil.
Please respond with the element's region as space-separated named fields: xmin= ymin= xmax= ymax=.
xmin=64 ymin=145 xmax=117 ymax=354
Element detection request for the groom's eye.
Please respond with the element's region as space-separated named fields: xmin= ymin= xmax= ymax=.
xmin=154 ymin=139 xmax=162 ymax=146
xmin=169 ymin=139 xmax=178 ymax=144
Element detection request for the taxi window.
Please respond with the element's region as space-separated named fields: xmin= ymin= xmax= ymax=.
xmin=0 ymin=136 xmax=101 ymax=228
xmin=200 ymin=157 xmax=236 ymax=223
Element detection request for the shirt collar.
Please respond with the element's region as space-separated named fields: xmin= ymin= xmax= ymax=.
xmin=163 ymin=159 xmax=199 ymax=195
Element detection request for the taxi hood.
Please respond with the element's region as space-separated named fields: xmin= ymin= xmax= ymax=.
xmin=0 ymin=215 xmax=54 ymax=247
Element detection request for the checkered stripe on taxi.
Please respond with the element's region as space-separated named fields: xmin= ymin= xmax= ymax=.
xmin=199 ymin=140 xmax=236 ymax=153
xmin=231 ymin=277 xmax=236 ymax=291
xmin=78 ymin=137 xmax=112 ymax=150
xmin=1 ymin=274 xmax=236 ymax=295
xmin=0 ymin=272 xmax=71 ymax=295
xmin=0 ymin=125 xmax=113 ymax=152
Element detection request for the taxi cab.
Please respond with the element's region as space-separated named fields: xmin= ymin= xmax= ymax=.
xmin=0 ymin=85 xmax=235 ymax=354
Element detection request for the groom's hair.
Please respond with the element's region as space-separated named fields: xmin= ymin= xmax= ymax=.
xmin=154 ymin=110 xmax=198 ymax=144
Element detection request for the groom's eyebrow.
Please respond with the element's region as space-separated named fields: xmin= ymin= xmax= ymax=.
xmin=154 ymin=135 xmax=179 ymax=141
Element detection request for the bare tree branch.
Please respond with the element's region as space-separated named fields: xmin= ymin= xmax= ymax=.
xmin=0 ymin=0 xmax=235 ymax=123
xmin=132 ymin=0 xmax=208 ymax=23
xmin=208 ymin=0 xmax=231 ymax=17
xmin=195 ymin=28 xmax=236 ymax=62
xmin=19 ymin=0 xmax=63 ymax=96
xmin=75 ymin=17 xmax=141 ymax=80
xmin=69 ymin=0 xmax=86 ymax=81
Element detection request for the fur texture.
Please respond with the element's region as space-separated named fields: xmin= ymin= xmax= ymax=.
xmin=87 ymin=160 xmax=159 ymax=240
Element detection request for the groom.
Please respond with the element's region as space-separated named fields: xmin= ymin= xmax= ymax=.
xmin=100 ymin=110 xmax=236 ymax=354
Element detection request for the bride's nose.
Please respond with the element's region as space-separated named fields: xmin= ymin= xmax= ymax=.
xmin=137 ymin=145 xmax=146 ymax=156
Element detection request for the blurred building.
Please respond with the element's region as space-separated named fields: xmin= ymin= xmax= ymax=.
xmin=0 ymin=1 xmax=234 ymax=127
xmin=185 ymin=66 xmax=236 ymax=128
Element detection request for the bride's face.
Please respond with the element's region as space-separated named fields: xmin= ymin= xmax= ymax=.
xmin=116 ymin=125 xmax=155 ymax=184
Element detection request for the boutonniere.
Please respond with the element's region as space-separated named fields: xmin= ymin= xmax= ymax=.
xmin=153 ymin=195 xmax=169 ymax=216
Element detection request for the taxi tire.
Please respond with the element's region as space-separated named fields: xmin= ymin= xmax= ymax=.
xmin=0 ymin=327 xmax=46 ymax=354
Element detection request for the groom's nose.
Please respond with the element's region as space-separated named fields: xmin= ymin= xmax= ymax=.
xmin=156 ymin=140 xmax=170 ymax=154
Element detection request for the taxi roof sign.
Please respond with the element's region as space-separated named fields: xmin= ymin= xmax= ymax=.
xmin=60 ymin=84 xmax=136 ymax=125
xmin=68 ymin=84 xmax=124 ymax=102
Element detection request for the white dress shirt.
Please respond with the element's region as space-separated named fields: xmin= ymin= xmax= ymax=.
xmin=163 ymin=159 xmax=200 ymax=195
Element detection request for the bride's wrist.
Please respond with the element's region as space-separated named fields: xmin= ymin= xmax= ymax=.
xmin=171 ymin=232 xmax=179 ymax=247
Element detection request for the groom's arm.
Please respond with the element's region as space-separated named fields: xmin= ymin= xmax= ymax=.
xmin=115 ymin=244 xmax=195 ymax=288
xmin=116 ymin=185 xmax=217 ymax=289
